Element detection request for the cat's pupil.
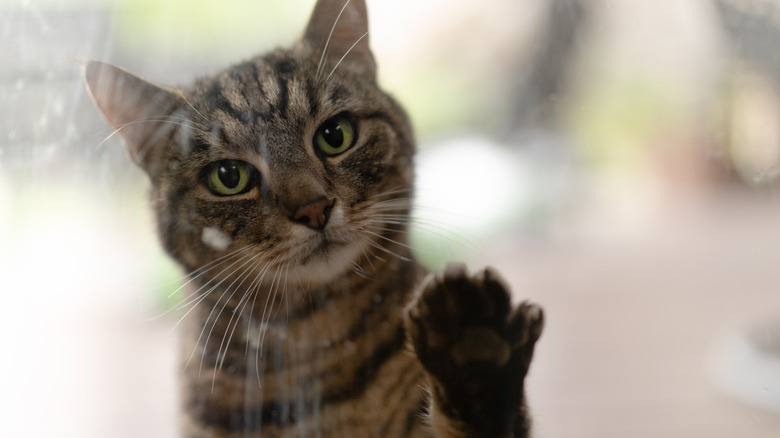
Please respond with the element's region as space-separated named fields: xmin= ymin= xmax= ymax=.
xmin=321 ymin=120 xmax=344 ymax=147
xmin=218 ymin=163 xmax=241 ymax=189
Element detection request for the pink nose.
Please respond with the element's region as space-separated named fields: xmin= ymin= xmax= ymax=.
xmin=291 ymin=197 xmax=335 ymax=231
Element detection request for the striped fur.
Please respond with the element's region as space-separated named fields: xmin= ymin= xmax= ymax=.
xmin=84 ymin=1 xmax=543 ymax=436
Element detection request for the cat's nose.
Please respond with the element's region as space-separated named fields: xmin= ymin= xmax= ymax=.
xmin=290 ymin=197 xmax=335 ymax=231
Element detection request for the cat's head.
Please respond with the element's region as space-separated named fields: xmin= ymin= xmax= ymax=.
xmin=84 ymin=0 xmax=415 ymax=287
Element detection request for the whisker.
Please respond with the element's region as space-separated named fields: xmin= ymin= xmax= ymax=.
xmin=349 ymin=261 xmax=372 ymax=280
xmin=366 ymin=215 xmax=459 ymax=236
xmin=168 ymin=246 xmax=258 ymax=325
xmin=241 ymin=255 xmax=283 ymax=380
xmin=316 ymin=0 xmax=353 ymax=79
xmin=175 ymin=248 xmax=261 ymax=370
xmin=219 ymin=283 xmax=256 ymax=369
xmin=211 ymin=255 xmax=273 ymax=377
xmin=366 ymin=218 xmax=481 ymax=259
xmin=360 ymin=227 xmax=418 ymax=252
xmin=206 ymin=253 xmax=279 ymax=371
xmin=269 ymin=264 xmax=288 ymax=321
xmin=173 ymin=86 xmax=209 ymax=123
xmin=358 ymin=239 xmax=378 ymax=273
xmin=167 ymin=245 xmax=257 ymax=302
xmin=243 ymin=256 xmax=279 ymax=359
xmin=365 ymin=239 xmax=413 ymax=262
xmin=256 ymin=262 xmax=284 ymax=386
xmin=94 ymin=116 xmax=208 ymax=152
xmin=325 ymin=30 xmax=369 ymax=82
xmin=260 ymin=266 xmax=283 ymax=334
xmin=361 ymin=199 xmax=416 ymax=214
xmin=368 ymin=186 xmax=414 ymax=199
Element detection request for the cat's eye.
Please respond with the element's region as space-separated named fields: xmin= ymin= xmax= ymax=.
xmin=204 ymin=160 xmax=257 ymax=196
xmin=314 ymin=115 xmax=356 ymax=157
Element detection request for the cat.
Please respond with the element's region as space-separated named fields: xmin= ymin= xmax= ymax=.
xmin=83 ymin=0 xmax=544 ymax=436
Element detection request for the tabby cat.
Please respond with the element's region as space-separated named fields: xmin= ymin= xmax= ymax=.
xmin=84 ymin=0 xmax=543 ymax=436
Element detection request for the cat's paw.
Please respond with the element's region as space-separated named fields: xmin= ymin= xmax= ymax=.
xmin=404 ymin=263 xmax=543 ymax=430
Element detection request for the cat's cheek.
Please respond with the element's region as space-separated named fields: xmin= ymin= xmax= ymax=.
xmin=174 ymin=241 xmax=203 ymax=271
xmin=398 ymin=156 xmax=414 ymax=182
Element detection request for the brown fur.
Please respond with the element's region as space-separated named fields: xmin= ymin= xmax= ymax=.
xmin=84 ymin=1 xmax=543 ymax=436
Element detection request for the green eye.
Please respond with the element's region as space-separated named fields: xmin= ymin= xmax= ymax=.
xmin=205 ymin=160 xmax=256 ymax=196
xmin=314 ymin=116 xmax=356 ymax=156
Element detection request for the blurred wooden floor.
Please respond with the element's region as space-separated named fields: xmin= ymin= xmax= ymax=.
xmin=492 ymin=192 xmax=780 ymax=437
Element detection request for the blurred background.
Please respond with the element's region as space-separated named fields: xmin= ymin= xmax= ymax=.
xmin=3 ymin=0 xmax=780 ymax=436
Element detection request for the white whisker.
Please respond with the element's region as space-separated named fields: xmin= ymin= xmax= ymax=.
xmin=316 ymin=0 xmax=353 ymax=79
xmin=360 ymin=227 xmax=418 ymax=253
xmin=174 ymin=86 xmax=209 ymax=123
xmin=170 ymin=246 xmax=259 ymax=328
xmin=94 ymin=116 xmax=208 ymax=152
xmin=176 ymin=248 xmax=261 ymax=371
xmin=168 ymin=245 xmax=257 ymax=302
xmin=349 ymin=261 xmax=372 ymax=280
xmin=325 ymin=31 xmax=369 ymax=82
xmin=252 ymin=256 xmax=284 ymax=386
xmin=243 ymin=256 xmax=279 ymax=358
xmin=365 ymin=239 xmax=412 ymax=262
xmin=211 ymin=256 xmax=274 ymax=376
xmin=207 ymin=254 xmax=283 ymax=385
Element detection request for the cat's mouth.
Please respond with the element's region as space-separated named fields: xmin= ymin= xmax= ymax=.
xmin=288 ymin=226 xmax=364 ymax=284
xmin=298 ymin=234 xmax=351 ymax=265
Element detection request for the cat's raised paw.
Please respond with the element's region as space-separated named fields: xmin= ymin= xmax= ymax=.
xmin=404 ymin=263 xmax=543 ymax=399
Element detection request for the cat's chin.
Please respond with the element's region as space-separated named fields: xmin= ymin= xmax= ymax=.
xmin=288 ymin=238 xmax=365 ymax=286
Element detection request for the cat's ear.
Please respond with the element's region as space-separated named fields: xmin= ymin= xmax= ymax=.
xmin=302 ymin=0 xmax=375 ymax=76
xmin=83 ymin=61 xmax=183 ymax=172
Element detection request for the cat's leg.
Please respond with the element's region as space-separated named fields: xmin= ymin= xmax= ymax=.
xmin=404 ymin=263 xmax=544 ymax=438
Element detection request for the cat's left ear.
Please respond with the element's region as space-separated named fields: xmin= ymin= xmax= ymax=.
xmin=83 ymin=61 xmax=183 ymax=174
xmin=301 ymin=0 xmax=375 ymax=77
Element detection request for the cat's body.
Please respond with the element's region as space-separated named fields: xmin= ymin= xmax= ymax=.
xmin=180 ymin=245 xmax=427 ymax=437
xmin=84 ymin=1 xmax=543 ymax=437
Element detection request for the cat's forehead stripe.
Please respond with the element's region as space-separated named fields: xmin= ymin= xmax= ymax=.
xmin=288 ymin=78 xmax=312 ymax=119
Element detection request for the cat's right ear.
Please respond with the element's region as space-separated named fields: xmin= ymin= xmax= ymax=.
xmin=83 ymin=61 xmax=182 ymax=172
